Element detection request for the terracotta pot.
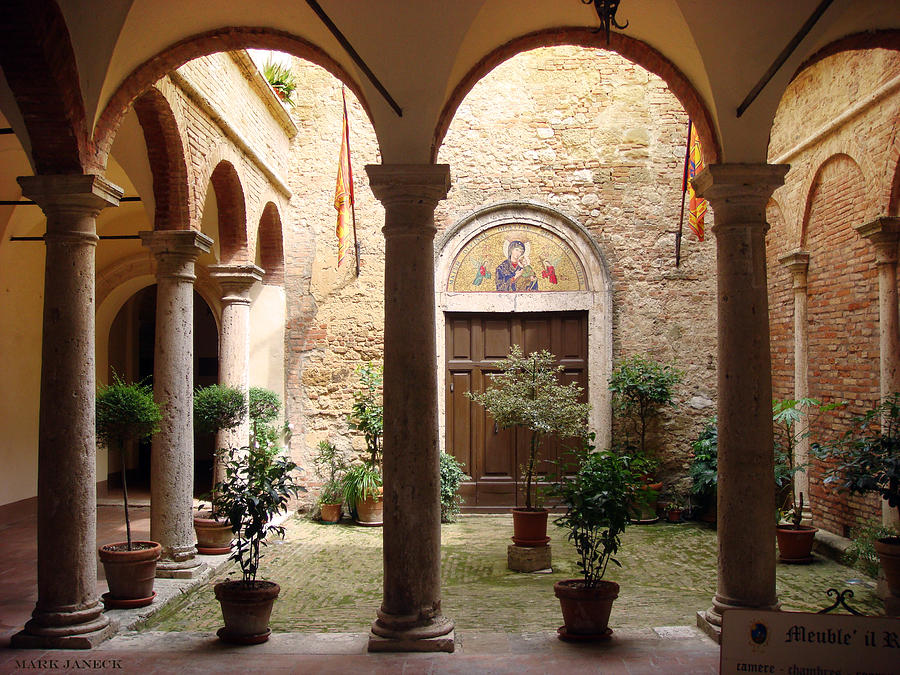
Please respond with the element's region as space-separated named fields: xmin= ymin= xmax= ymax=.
xmin=554 ymin=579 xmax=619 ymax=639
xmin=511 ymin=508 xmax=549 ymax=546
xmin=214 ymin=579 xmax=280 ymax=644
xmin=98 ymin=541 xmax=161 ymax=609
xmin=666 ymin=508 xmax=683 ymax=523
xmin=776 ymin=524 xmax=817 ymax=562
xmin=355 ymin=495 xmax=383 ymax=526
xmin=193 ymin=513 xmax=232 ymax=555
xmin=874 ymin=536 xmax=900 ymax=596
xmin=319 ymin=502 xmax=342 ymax=523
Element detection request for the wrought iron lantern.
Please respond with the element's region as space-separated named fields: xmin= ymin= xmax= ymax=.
xmin=582 ymin=0 xmax=629 ymax=44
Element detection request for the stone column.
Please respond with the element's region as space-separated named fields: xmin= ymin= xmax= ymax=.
xmin=694 ymin=163 xmax=789 ymax=641
xmin=855 ymin=217 xmax=900 ymax=529
xmin=366 ymin=164 xmax=454 ymax=653
xmin=141 ymin=230 xmax=213 ymax=577
xmin=11 ymin=175 xmax=122 ymax=649
xmin=209 ymin=264 xmax=263 ymax=463
xmin=779 ymin=250 xmax=812 ymax=523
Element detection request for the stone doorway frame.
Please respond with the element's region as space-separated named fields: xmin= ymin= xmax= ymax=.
xmin=434 ymin=200 xmax=614 ymax=453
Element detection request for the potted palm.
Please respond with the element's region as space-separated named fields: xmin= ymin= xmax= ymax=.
xmin=816 ymin=393 xmax=900 ymax=596
xmin=467 ymin=346 xmax=589 ymax=546
xmin=549 ymin=447 xmax=638 ymax=640
xmin=193 ymin=385 xmax=247 ymax=554
xmin=213 ymin=442 xmax=303 ymax=643
xmin=314 ymin=440 xmax=346 ymax=523
xmin=343 ymin=363 xmax=384 ymax=525
xmin=95 ymin=374 xmax=163 ymax=608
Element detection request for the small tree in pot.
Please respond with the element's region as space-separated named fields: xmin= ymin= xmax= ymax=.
xmin=549 ymin=445 xmax=639 ymax=640
xmin=314 ymin=439 xmax=347 ymax=523
xmin=343 ymin=362 xmax=384 ymax=525
xmin=95 ymin=374 xmax=163 ymax=608
xmin=815 ymin=393 xmax=900 ymax=597
xmin=467 ymin=346 xmax=589 ymax=545
xmin=213 ymin=442 xmax=304 ymax=643
xmin=193 ymin=384 xmax=247 ymax=553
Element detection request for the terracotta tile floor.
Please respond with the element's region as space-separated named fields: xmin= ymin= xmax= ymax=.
xmin=0 ymin=499 xmax=720 ymax=673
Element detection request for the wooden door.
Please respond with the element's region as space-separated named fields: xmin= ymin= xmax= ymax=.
xmin=445 ymin=312 xmax=588 ymax=511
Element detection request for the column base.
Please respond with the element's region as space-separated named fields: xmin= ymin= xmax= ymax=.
xmin=368 ymin=629 xmax=455 ymax=653
xmin=11 ymin=611 xmax=114 ymax=650
xmin=156 ymin=559 xmax=206 ymax=579
xmin=696 ymin=610 xmax=722 ymax=644
xmin=698 ymin=593 xmax=781 ymax=644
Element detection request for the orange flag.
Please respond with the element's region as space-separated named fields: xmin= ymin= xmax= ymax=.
xmin=686 ymin=123 xmax=707 ymax=241
xmin=334 ymin=88 xmax=356 ymax=268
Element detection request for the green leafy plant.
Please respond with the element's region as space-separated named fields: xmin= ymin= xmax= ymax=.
xmin=466 ymin=346 xmax=590 ymax=510
xmin=689 ymin=416 xmax=718 ymax=500
xmin=843 ymin=520 xmax=900 ymax=577
xmin=194 ymin=384 xmax=247 ymax=517
xmin=249 ymin=386 xmax=282 ymax=456
xmin=608 ymin=355 xmax=682 ymax=461
xmin=550 ymin=448 xmax=639 ymax=588
xmin=217 ymin=443 xmax=303 ymax=583
xmin=314 ymin=439 xmax=347 ymax=506
xmin=815 ymin=393 xmax=900 ymax=527
xmin=440 ymin=452 xmax=470 ymax=523
xmin=262 ymin=58 xmax=296 ymax=105
xmin=96 ymin=374 xmax=163 ymax=550
xmin=341 ymin=462 xmax=383 ymax=506
xmin=348 ymin=362 xmax=383 ymax=469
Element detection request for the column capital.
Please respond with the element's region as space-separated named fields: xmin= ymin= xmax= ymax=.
xmin=856 ymin=217 xmax=900 ymax=265
xmin=209 ymin=264 xmax=264 ymax=304
xmin=693 ymin=163 xmax=789 ymax=231
xmin=18 ymin=174 xmax=123 ymax=214
xmin=365 ymin=164 xmax=451 ymax=207
xmin=140 ymin=230 xmax=213 ymax=257
xmin=778 ymin=250 xmax=810 ymax=288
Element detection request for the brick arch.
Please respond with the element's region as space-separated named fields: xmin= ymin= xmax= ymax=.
xmin=254 ymin=202 xmax=285 ymax=286
xmin=132 ymin=87 xmax=191 ymax=230
xmin=0 ymin=0 xmax=89 ymax=173
xmin=208 ymin=161 xmax=248 ymax=264
xmin=799 ymin=148 xmax=872 ymax=249
xmin=91 ymin=27 xmax=372 ymax=173
xmin=792 ymin=30 xmax=900 ymax=83
xmin=886 ymin=118 xmax=900 ymax=217
xmin=431 ymin=28 xmax=719 ymax=164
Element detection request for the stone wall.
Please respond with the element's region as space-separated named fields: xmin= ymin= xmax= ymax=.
xmin=767 ymin=48 xmax=900 ymax=535
xmin=282 ymin=46 xmax=719 ymax=499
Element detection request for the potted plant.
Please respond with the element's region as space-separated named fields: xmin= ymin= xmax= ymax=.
xmin=440 ymin=451 xmax=470 ymax=523
xmin=773 ymin=398 xmax=834 ymax=563
xmin=549 ymin=447 xmax=638 ymax=640
xmin=665 ymin=492 xmax=689 ymax=523
xmin=815 ymin=393 xmax=900 ymax=596
xmin=467 ymin=346 xmax=589 ymax=546
xmin=95 ymin=374 xmax=163 ymax=608
xmin=689 ymin=416 xmax=718 ymax=523
xmin=262 ymin=58 xmax=297 ymax=105
xmin=248 ymin=386 xmax=283 ymax=453
xmin=344 ymin=363 xmax=384 ymax=525
xmin=313 ymin=439 xmax=346 ymax=523
xmin=608 ymin=355 xmax=682 ymax=522
xmin=193 ymin=384 xmax=247 ymax=554
xmin=213 ymin=442 xmax=303 ymax=643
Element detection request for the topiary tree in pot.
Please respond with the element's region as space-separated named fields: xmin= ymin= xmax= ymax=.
xmin=95 ymin=373 xmax=163 ymax=608
xmin=549 ymin=445 xmax=640 ymax=640
xmin=213 ymin=442 xmax=304 ymax=644
xmin=815 ymin=393 xmax=900 ymax=597
xmin=193 ymin=384 xmax=247 ymax=554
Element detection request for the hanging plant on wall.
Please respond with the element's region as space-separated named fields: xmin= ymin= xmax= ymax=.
xmin=262 ymin=59 xmax=297 ymax=105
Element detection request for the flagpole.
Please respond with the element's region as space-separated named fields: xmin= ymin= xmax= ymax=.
xmin=675 ymin=118 xmax=692 ymax=268
xmin=343 ymin=87 xmax=361 ymax=277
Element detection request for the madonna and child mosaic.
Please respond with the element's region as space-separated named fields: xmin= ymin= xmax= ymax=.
xmin=447 ymin=224 xmax=586 ymax=293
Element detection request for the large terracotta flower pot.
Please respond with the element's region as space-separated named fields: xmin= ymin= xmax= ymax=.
xmin=214 ymin=579 xmax=280 ymax=644
xmin=319 ymin=502 xmax=342 ymax=523
xmin=355 ymin=495 xmax=383 ymax=526
xmin=511 ymin=508 xmax=549 ymax=546
xmin=776 ymin=524 xmax=817 ymax=563
xmin=98 ymin=541 xmax=161 ymax=609
xmin=193 ymin=512 xmax=232 ymax=555
xmin=874 ymin=536 xmax=900 ymax=596
xmin=554 ymin=579 xmax=619 ymax=640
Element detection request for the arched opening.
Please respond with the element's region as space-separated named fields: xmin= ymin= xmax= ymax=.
xmin=105 ymin=286 xmax=218 ymax=497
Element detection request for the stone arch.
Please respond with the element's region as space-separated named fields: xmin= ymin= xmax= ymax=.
xmin=254 ymin=202 xmax=285 ymax=285
xmin=132 ymin=87 xmax=191 ymax=231
xmin=800 ymin=151 xmax=870 ymax=249
xmin=207 ymin=161 xmax=249 ymax=264
xmin=435 ymin=200 xmax=614 ymax=450
xmin=0 ymin=0 xmax=89 ymax=173
xmin=432 ymin=28 xmax=719 ymax=164
xmin=91 ymin=28 xmax=373 ymax=173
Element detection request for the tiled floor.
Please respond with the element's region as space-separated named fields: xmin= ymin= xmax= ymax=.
xmin=0 ymin=499 xmax=720 ymax=673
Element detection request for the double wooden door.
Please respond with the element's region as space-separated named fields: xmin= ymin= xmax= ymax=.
xmin=444 ymin=312 xmax=588 ymax=511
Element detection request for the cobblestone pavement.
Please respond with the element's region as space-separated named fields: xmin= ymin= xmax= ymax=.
xmin=144 ymin=514 xmax=884 ymax=634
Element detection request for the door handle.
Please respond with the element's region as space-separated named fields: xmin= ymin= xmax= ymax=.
xmin=494 ymin=422 xmax=499 ymax=434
